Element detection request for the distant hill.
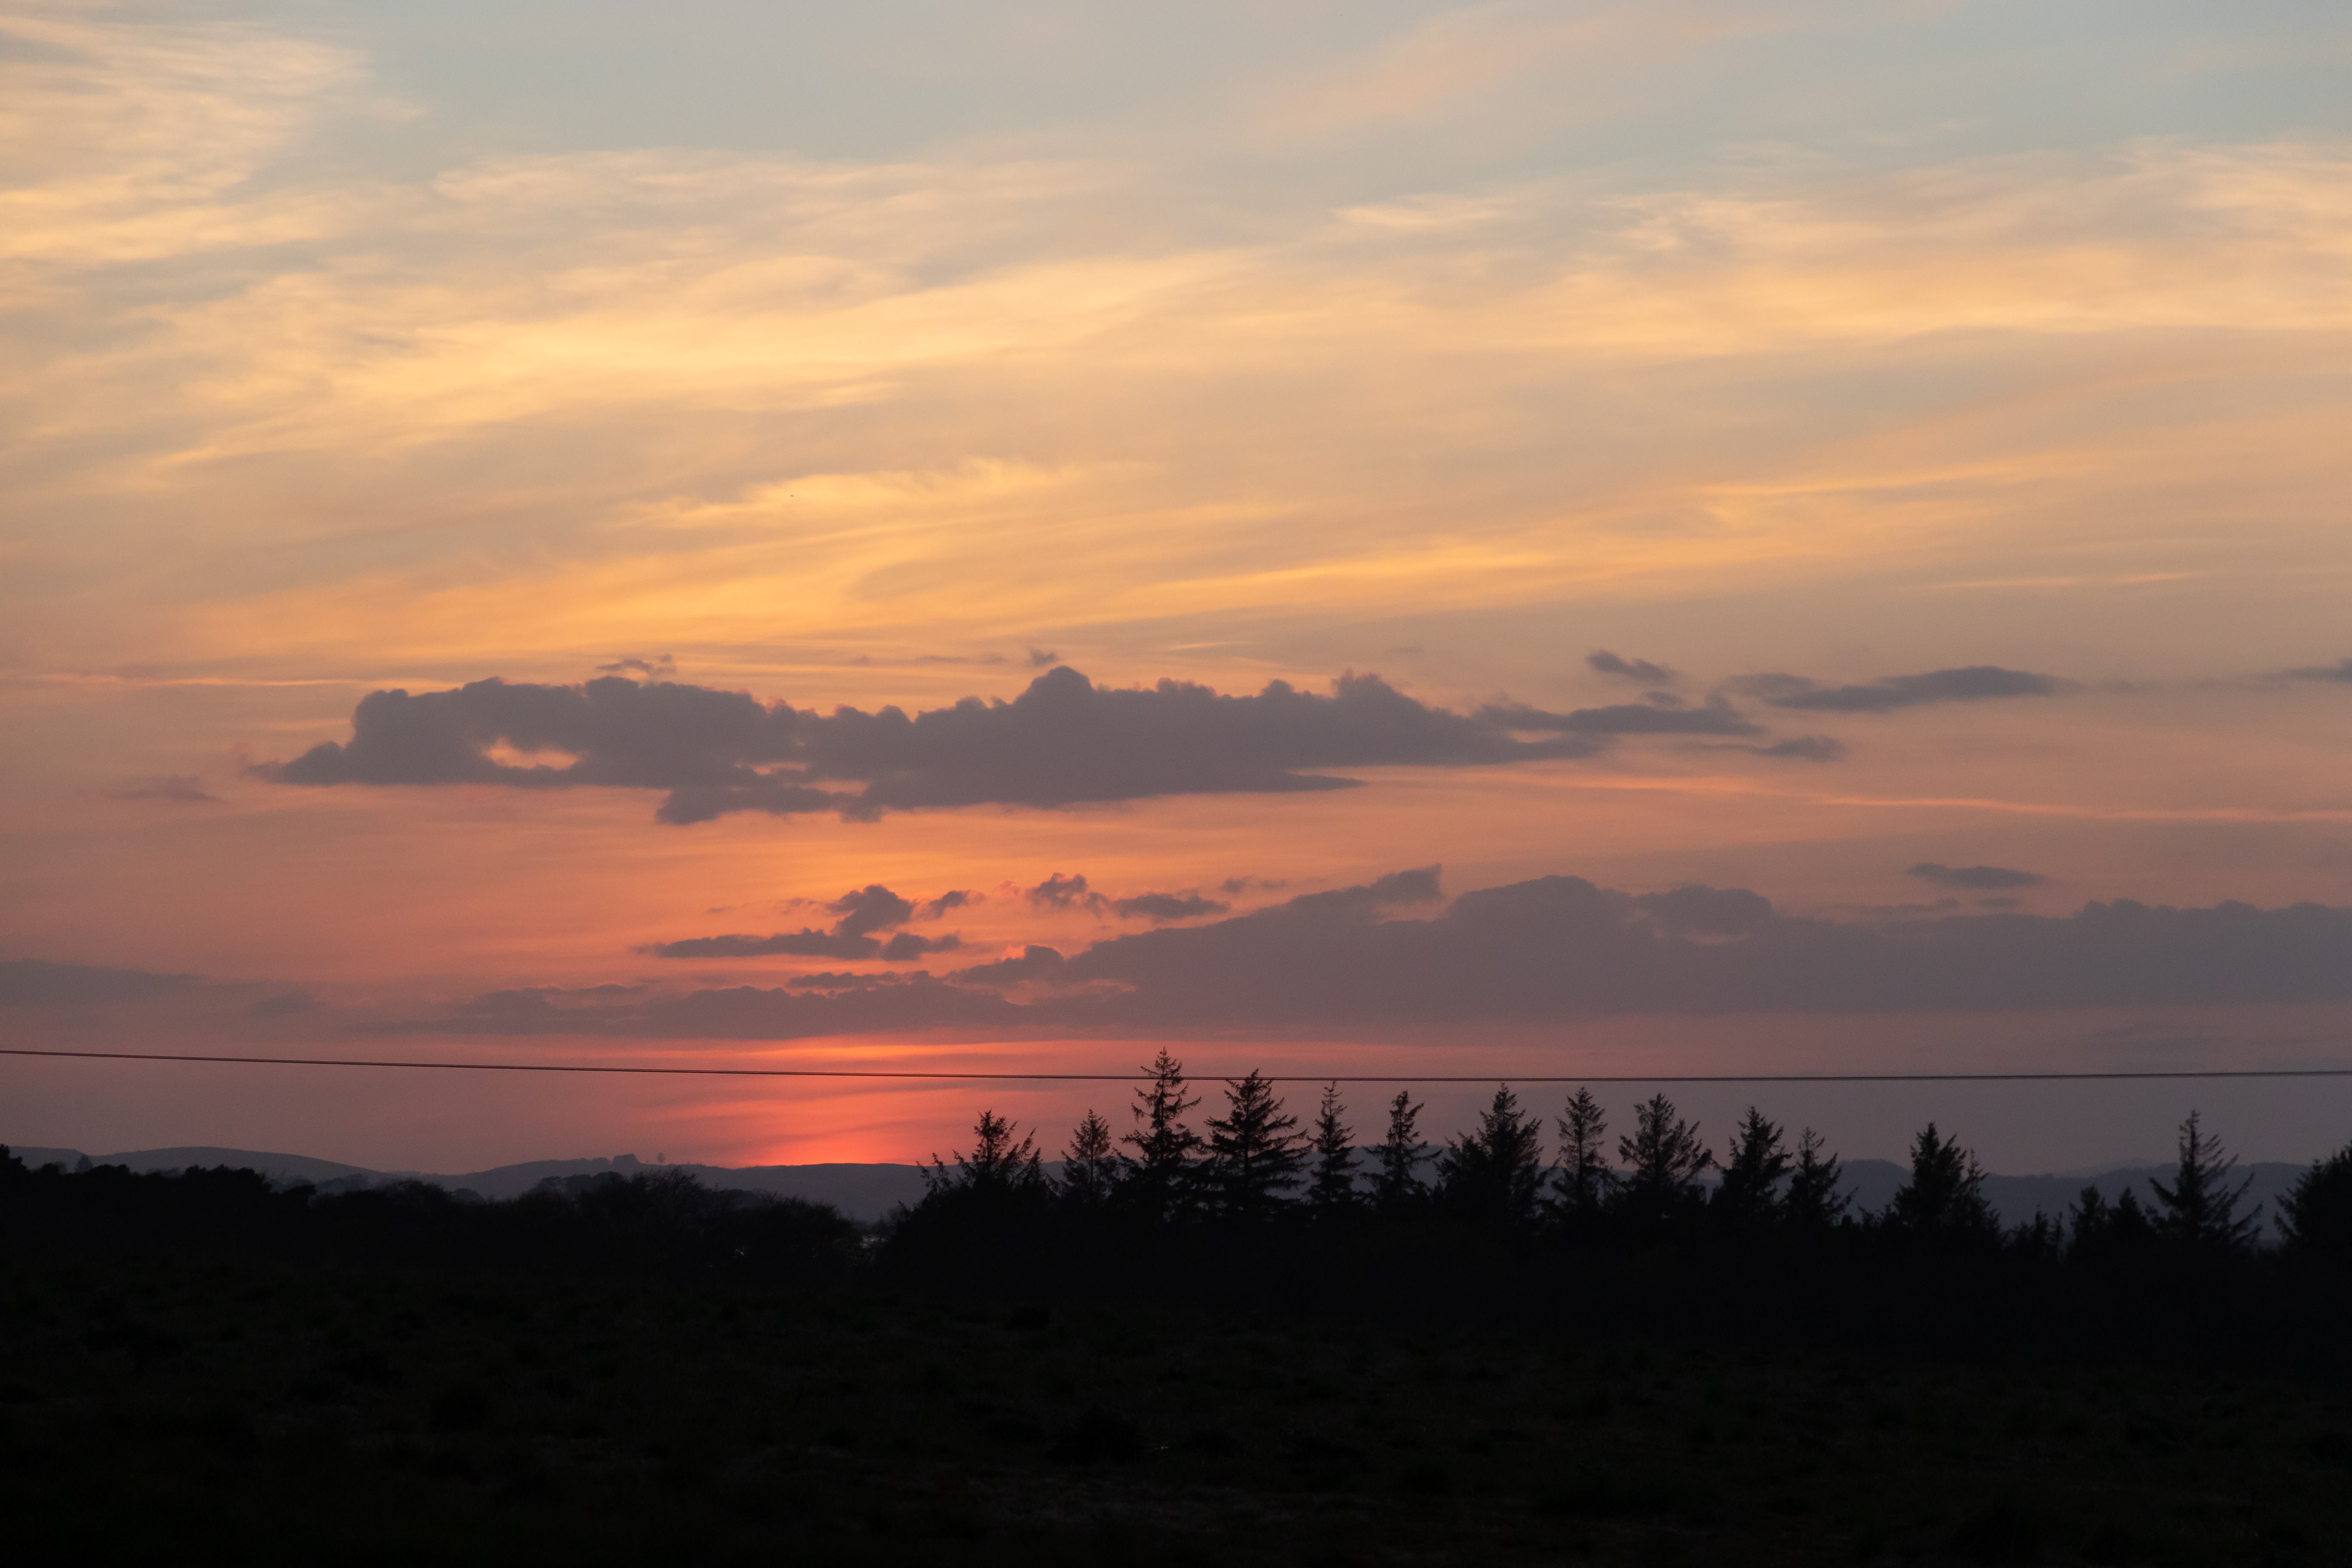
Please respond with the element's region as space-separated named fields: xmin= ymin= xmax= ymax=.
xmin=4 ymin=1141 xmax=2316 ymax=1230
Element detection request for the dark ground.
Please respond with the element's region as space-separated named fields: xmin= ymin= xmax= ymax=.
xmin=6 ymin=1254 xmax=2350 ymax=1565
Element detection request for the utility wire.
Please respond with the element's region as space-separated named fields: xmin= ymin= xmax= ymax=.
xmin=4 ymin=1047 xmax=2351 ymax=1084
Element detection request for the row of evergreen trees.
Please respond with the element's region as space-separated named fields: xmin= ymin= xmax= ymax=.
xmin=914 ymin=1050 xmax=2352 ymax=1261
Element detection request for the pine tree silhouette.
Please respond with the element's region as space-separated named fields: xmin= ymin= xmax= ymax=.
xmin=925 ymin=1109 xmax=1047 ymax=1197
xmin=1204 ymin=1070 xmax=1305 ymax=1223
xmin=1374 ymin=1090 xmax=1428 ymax=1219
xmin=1118 ymin=1048 xmax=1204 ymax=1224
xmin=1059 ymin=1109 xmax=1118 ymax=1210
xmin=2147 ymin=1111 xmax=2262 ymax=1255
xmin=1712 ymin=1106 xmax=1790 ymax=1231
xmin=1783 ymin=1127 xmax=1849 ymax=1233
xmin=2278 ymin=1141 xmax=2352 ymax=1261
xmin=1611 ymin=1093 xmax=1712 ymax=1234
xmin=1304 ymin=1083 xmax=1361 ymax=1221
xmin=1887 ymin=1123 xmax=1997 ymax=1243
xmin=1553 ymin=1087 xmax=1616 ymax=1231
xmin=1435 ymin=1086 xmax=1546 ymax=1231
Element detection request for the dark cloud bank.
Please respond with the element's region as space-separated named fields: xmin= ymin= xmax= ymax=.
xmin=253 ymin=663 xmax=1929 ymax=825
xmin=1731 ymin=665 xmax=2062 ymax=713
xmin=384 ymin=869 xmax=2352 ymax=1040
xmin=1907 ymin=863 xmax=2048 ymax=891
xmin=638 ymin=884 xmax=965 ymax=962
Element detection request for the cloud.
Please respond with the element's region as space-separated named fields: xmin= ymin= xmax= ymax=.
xmin=826 ymin=884 xmax=915 ymax=938
xmin=913 ymin=653 xmax=1008 ymax=665
xmin=0 ymin=959 xmax=197 ymax=1006
xmin=597 ymin=654 xmax=674 ymax=677
xmin=377 ymin=871 xmax=2352 ymax=1038
xmin=250 ymin=990 xmax=318 ymax=1017
xmin=1026 ymin=647 xmax=1061 ymax=668
xmin=946 ymin=945 xmax=1068 ymax=987
xmin=881 ymin=932 xmax=963 ymax=961
xmin=257 ymin=667 xmax=1622 ymax=826
xmin=98 ymin=775 xmax=217 ymax=802
xmin=1907 ymin=862 xmax=2049 ymax=891
xmin=920 ymin=890 xmax=978 ymax=919
xmin=637 ymin=882 xmax=954 ymax=961
xmin=1486 ymin=698 xmax=1761 ymax=737
xmin=1633 ymin=885 xmax=1776 ymax=936
xmin=1111 ymin=891 xmax=1233 ymax=922
xmin=787 ymin=971 xmax=926 ymax=991
xmin=1746 ymin=735 xmax=1844 ymax=761
xmin=1587 ymin=650 xmax=1677 ymax=684
xmin=1026 ymin=873 xmax=1108 ymax=915
xmin=1218 ymin=876 xmax=1290 ymax=896
xmin=1734 ymin=666 xmax=2064 ymax=714
xmin=2282 ymin=658 xmax=2352 ymax=683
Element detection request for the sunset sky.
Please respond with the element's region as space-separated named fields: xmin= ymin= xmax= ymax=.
xmin=6 ymin=0 xmax=2352 ymax=1174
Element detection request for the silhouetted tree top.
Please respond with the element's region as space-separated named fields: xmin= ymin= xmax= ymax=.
xmin=1204 ymin=1070 xmax=1306 ymax=1223
xmin=1783 ymin=1127 xmax=1847 ymax=1234
xmin=1713 ymin=1106 xmax=1790 ymax=1231
xmin=1887 ymin=1123 xmax=1998 ymax=1243
xmin=2067 ymin=1183 xmax=2154 ymax=1266
xmin=926 ymin=1109 xmax=1047 ymax=1198
xmin=1553 ymin=1087 xmax=1615 ymax=1226
xmin=1118 ymin=1047 xmax=1204 ymax=1224
xmin=1436 ymin=1086 xmax=1546 ymax=1231
xmin=2278 ymin=1141 xmax=2352 ymax=1262
xmin=2148 ymin=1111 xmax=2262 ymax=1255
xmin=1374 ymin=1090 xmax=1428 ymax=1219
xmin=1305 ymin=1083 xmax=1361 ymax=1220
xmin=1612 ymin=1093 xmax=1712 ymax=1233
xmin=1059 ymin=1109 xmax=1118 ymax=1209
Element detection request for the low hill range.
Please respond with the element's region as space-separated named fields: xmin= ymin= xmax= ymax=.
xmin=6 ymin=1142 xmax=2317 ymax=1230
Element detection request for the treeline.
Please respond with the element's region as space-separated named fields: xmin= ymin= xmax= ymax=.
xmin=897 ymin=1050 xmax=2352 ymax=1269
xmin=0 ymin=1151 xmax=861 ymax=1280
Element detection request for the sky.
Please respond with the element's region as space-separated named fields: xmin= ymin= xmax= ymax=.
xmin=5 ymin=0 xmax=2352 ymax=1175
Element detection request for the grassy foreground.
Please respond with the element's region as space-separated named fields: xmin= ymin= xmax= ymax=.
xmin=6 ymin=1255 xmax=2350 ymax=1565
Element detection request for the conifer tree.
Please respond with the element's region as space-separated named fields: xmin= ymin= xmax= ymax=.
xmin=1373 ymin=1090 xmax=1428 ymax=1218
xmin=1059 ymin=1109 xmax=1118 ymax=1210
xmin=1118 ymin=1047 xmax=1204 ymax=1224
xmin=1611 ymin=1093 xmax=1712 ymax=1233
xmin=1435 ymin=1086 xmax=1546 ymax=1231
xmin=2147 ymin=1111 xmax=2262 ymax=1255
xmin=1782 ymin=1127 xmax=1848 ymax=1233
xmin=2278 ymin=1142 xmax=2352 ymax=1260
xmin=924 ymin=1109 xmax=1046 ymax=1196
xmin=1886 ymin=1123 xmax=1998 ymax=1243
xmin=1553 ymin=1087 xmax=1616 ymax=1227
xmin=2066 ymin=1183 xmax=2154 ymax=1264
xmin=1204 ymin=1070 xmax=1306 ymax=1223
xmin=1712 ymin=1106 xmax=1791 ymax=1230
xmin=1304 ymin=1083 xmax=1361 ymax=1221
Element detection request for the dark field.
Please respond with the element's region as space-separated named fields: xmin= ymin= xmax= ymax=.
xmin=8 ymin=1255 xmax=2352 ymax=1566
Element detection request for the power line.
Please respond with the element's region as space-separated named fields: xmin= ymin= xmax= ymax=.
xmin=5 ymin=1047 xmax=2352 ymax=1084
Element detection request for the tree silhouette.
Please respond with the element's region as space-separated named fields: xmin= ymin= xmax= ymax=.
xmin=1374 ymin=1090 xmax=1428 ymax=1218
xmin=1435 ymin=1086 xmax=1546 ymax=1231
xmin=1783 ymin=1127 xmax=1849 ymax=1233
xmin=1712 ymin=1106 xmax=1790 ymax=1231
xmin=1553 ymin=1087 xmax=1615 ymax=1230
xmin=925 ymin=1109 xmax=1047 ymax=1198
xmin=2067 ymin=1184 xmax=2154 ymax=1265
xmin=1118 ymin=1047 xmax=1204 ymax=1224
xmin=1204 ymin=1070 xmax=1305 ymax=1223
xmin=2278 ymin=1142 xmax=2352 ymax=1262
xmin=2147 ymin=1112 xmax=2261 ymax=1255
xmin=1059 ymin=1110 xmax=1118 ymax=1210
xmin=1611 ymin=1093 xmax=1712 ymax=1234
xmin=1886 ymin=1123 xmax=1997 ymax=1243
xmin=1304 ymin=1083 xmax=1361 ymax=1221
